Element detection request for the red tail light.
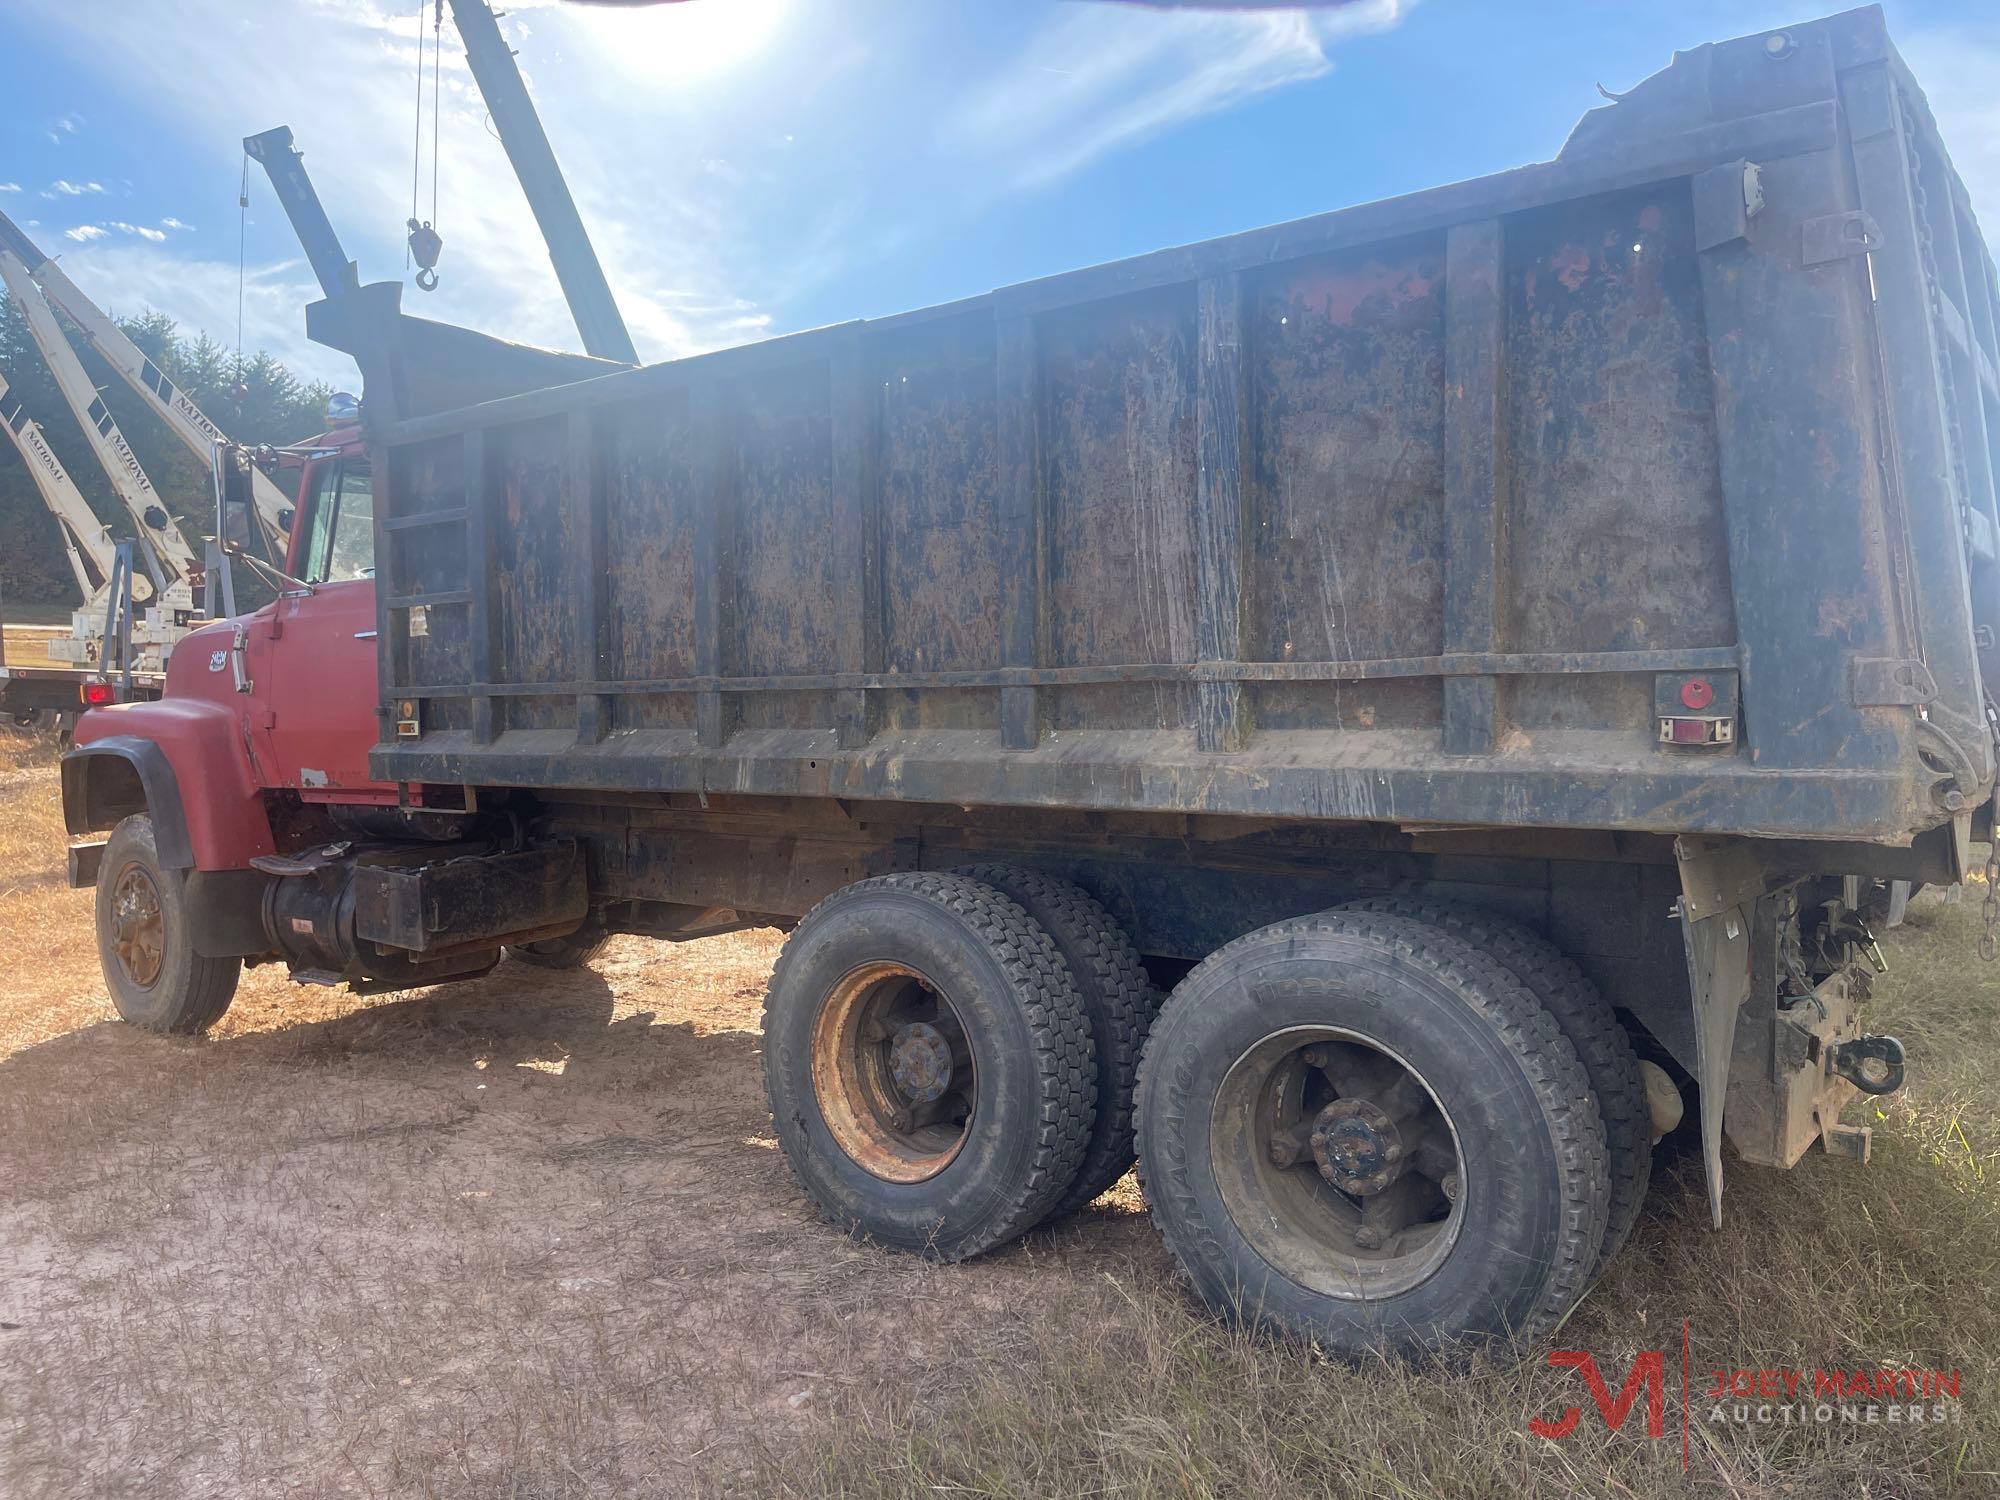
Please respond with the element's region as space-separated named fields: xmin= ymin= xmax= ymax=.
xmin=80 ymin=679 xmax=115 ymax=707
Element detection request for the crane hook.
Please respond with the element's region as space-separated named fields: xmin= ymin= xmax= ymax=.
xmin=407 ymin=218 xmax=443 ymax=292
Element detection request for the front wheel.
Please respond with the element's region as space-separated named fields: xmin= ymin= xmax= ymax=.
xmin=94 ymin=814 xmax=240 ymax=1034
xmin=1135 ymin=910 xmax=1608 ymax=1356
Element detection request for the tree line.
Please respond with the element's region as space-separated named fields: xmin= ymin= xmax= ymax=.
xmin=0 ymin=299 xmax=336 ymax=609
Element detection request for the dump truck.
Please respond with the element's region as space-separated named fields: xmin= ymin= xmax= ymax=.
xmin=61 ymin=7 xmax=2000 ymax=1354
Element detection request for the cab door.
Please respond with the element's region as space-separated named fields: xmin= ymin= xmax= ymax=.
xmin=260 ymin=451 xmax=392 ymax=798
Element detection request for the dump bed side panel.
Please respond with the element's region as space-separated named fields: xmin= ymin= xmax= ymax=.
xmin=364 ymin=6 xmax=1994 ymax=845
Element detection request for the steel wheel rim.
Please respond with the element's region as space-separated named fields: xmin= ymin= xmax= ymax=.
xmin=810 ymin=962 xmax=979 ymax=1183
xmin=111 ymin=864 xmax=166 ymax=989
xmin=1211 ymin=1025 xmax=1465 ymax=1300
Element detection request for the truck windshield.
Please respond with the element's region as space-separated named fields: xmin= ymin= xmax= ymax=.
xmin=302 ymin=459 xmax=375 ymax=583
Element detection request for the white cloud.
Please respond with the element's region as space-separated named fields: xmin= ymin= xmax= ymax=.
xmin=105 ymin=221 xmax=168 ymax=242
xmin=11 ymin=0 xmax=1412 ymax=389
xmin=946 ymin=0 xmax=1409 ymax=191
xmin=160 ymin=216 xmax=194 ymax=231
xmin=63 ymin=224 xmax=107 ymax=243
xmin=0 ymin=184 xmax=19 ymax=194
xmin=13 ymin=0 xmax=761 ymax=369
xmin=47 ymin=179 xmax=105 ymax=197
xmin=55 ymin=241 xmax=344 ymax=387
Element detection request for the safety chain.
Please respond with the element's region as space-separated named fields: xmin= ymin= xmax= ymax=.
xmin=1982 ymin=698 xmax=2000 ymax=962
xmin=1899 ymin=86 xmax=1977 ymax=551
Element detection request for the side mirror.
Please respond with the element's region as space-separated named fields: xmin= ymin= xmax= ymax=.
xmin=217 ymin=447 xmax=259 ymax=551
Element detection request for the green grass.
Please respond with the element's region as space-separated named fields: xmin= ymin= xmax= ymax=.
xmin=748 ymin=891 xmax=2000 ymax=1499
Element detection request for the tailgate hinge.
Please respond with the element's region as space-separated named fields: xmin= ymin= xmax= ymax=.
xmin=1802 ymin=210 xmax=1882 ymax=266
xmin=1850 ymin=656 xmax=1938 ymax=707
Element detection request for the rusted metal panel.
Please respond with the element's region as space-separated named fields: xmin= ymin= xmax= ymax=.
xmin=1441 ymin=221 xmax=1506 ymax=756
xmin=600 ymin=392 xmax=696 ymax=733
xmin=829 ymin=332 xmax=880 ymax=750
xmin=689 ymin=381 xmax=730 ymax=748
xmin=994 ymin=312 xmax=1043 ymax=749
xmin=1247 ymin=240 xmax=1445 ymax=740
xmin=1503 ymin=186 xmax=1734 ymax=679
xmin=879 ymin=316 xmax=1004 ymax=679
xmin=360 ymin=7 xmax=1997 ymax=849
xmin=568 ymin=407 xmax=610 ymax=745
xmin=386 ymin=437 xmax=473 ymax=730
xmin=1042 ymin=287 xmax=1199 ymax=733
xmin=490 ymin=415 xmax=577 ymax=732
xmin=731 ymin=361 xmax=839 ymax=684
xmin=1695 ymin=145 xmax=1903 ymax=774
xmin=1193 ymin=273 xmax=1247 ymax=753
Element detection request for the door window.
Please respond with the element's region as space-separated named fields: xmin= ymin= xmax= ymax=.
xmin=302 ymin=459 xmax=376 ymax=583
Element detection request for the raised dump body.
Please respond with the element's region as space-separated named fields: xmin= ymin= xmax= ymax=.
xmin=368 ymin=5 xmax=1998 ymax=851
xmin=59 ymin=6 xmax=2000 ymax=1356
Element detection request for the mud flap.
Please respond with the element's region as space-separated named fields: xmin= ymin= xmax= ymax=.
xmin=1675 ymin=836 xmax=1761 ymax=1229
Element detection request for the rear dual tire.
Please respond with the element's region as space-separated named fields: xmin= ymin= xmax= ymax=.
xmin=1339 ymin=895 xmax=1651 ymax=1274
xmin=1135 ymin=910 xmax=1610 ymax=1357
xmin=766 ymin=875 xmax=1624 ymax=1355
xmin=761 ymin=873 xmax=1096 ymax=1260
xmin=951 ymin=864 xmax=1159 ymax=1218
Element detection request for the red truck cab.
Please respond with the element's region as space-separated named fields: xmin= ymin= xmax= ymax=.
xmin=56 ymin=413 xmax=508 ymax=1026
xmin=68 ymin=416 xmax=384 ymax=848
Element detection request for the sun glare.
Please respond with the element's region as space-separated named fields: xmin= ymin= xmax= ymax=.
xmin=567 ymin=0 xmax=788 ymax=85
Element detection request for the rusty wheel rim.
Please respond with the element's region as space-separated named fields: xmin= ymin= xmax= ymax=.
xmin=1211 ymin=1026 xmax=1464 ymax=1300
xmin=810 ymin=962 xmax=977 ymax=1183
xmin=110 ymin=863 xmax=166 ymax=990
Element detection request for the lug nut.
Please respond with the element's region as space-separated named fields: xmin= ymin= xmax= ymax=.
xmin=1442 ymin=1173 xmax=1461 ymax=1202
xmin=1353 ymin=1226 xmax=1383 ymax=1250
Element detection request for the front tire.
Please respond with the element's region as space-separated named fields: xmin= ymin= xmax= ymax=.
xmin=1135 ymin=910 xmax=1608 ymax=1356
xmin=94 ymin=814 xmax=240 ymax=1034
xmin=762 ymin=873 xmax=1095 ymax=1261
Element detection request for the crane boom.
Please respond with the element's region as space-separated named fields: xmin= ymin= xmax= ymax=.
xmin=0 ymin=248 xmax=201 ymax=586
xmin=0 ymin=369 xmax=119 ymax=601
xmin=446 ymin=0 xmax=638 ymax=365
xmin=0 ymin=208 xmax=292 ymax=558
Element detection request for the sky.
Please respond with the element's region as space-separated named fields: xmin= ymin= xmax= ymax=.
xmin=0 ymin=0 xmax=1996 ymax=392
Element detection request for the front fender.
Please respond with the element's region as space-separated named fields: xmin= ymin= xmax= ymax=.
xmin=64 ymin=700 xmax=275 ymax=871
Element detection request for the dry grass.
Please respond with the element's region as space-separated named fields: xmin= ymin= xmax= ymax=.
xmin=0 ymin=726 xmax=1995 ymax=1497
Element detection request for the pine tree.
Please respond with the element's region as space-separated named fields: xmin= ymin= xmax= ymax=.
xmin=0 ymin=300 xmax=337 ymax=612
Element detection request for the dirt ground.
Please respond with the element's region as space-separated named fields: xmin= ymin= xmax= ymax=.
xmin=0 ymin=748 xmax=1164 ymax=1497
xmin=3 ymin=736 xmax=1998 ymax=1498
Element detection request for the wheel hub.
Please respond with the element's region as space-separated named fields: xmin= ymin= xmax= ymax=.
xmin=888 ymin=1020 xmax=954 ymax=1103
xmin=111 ymin=865 xmax=165 ymax=989
xmin=1310 ymin=1097 xmax=1405 ymax=1196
